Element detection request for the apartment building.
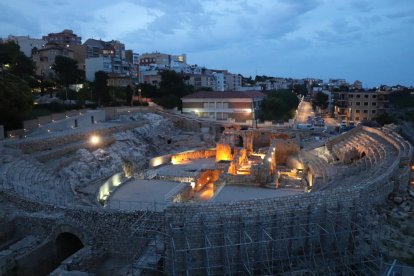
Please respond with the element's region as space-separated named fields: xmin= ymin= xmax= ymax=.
xmin=182 ymin=91 xmax=265 ymax=123
xmin=225 ymin=73 xmax=242 ymax=91
xmin=42 ymin=29 xmax=81 ymax=48
xmin=84 ymin=39 xmax=131 ymax=82
xmin=5 ymin=35 xmax=46 ymax=57
xmin=139 ymin=52 xmax=186 ymax=67
xmin=32 ymin=44 xmax=74 ymax=78
xmin=333 ymin=91 xmax=388 ymax=122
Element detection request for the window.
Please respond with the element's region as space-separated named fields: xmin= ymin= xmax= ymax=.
xmin=372 ymin=95 xmax=377 ymax=99
xmin=372 ymin=110 xmax=377 ymax=114
xmin=356 ymin=94 xmax=361 ymax=98
xmin=356 ymin=110 xmax=360 ymax=113
xmin=363 ymin=110 xmax=368 ymax=113
xmin=355 ymin=117 xmax=360 ymax=120
xmin=364 ymin=102 xmax=368 ymax=106
xmin=364 ymin=95 xmax=369 ymax=98
xmin=356 ymin=102 xmax=360 ymax=106
xmin=223 ymin=103 xmax=229 ymax=108
xmin=372 ymin=102 xmax=377 ymax=106
xmin=209 ymin=102 xmax=215 ymax=108
xmin=203 ymin=102 xmax=209 ymax=108
xmin=349 ymin=94 xmax=354 ymax=98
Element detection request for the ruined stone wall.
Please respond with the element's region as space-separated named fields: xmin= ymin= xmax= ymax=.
xmin=274 ymin=140 xmax=300 ymax=165
xmin=171 ymin=149 xmax=216 ymax=164
xmin=1 ymin=193 xmax=151 ymax=256
xmin=164 ymin=127 xmax=411 ymax=274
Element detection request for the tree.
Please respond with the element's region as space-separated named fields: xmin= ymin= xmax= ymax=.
xmin=258 ymin=90 xmax=299 ymax=121
xmin=52 ymin=55 xmax=83 ymax=87
xmin=94 ymin=71 xmax=109 ymax=105
xmin=0 ymin=73 xmax=33 ymax=130
xmin=0 ymin=41 xmax=34 ymax=78
xmin=313 ymin=92 xmax=329 ymax=110
xmin=154 ymin=70 xmax=193 ymax=109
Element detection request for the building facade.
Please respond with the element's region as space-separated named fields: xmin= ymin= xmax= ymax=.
xmin=42 ymin=29 xmax=81 ymax=48
xmin=5 ymin=35 xmax=46 ymax=57
xmin=333 ymin=91 xmax=388 ymax=122
xmin=32 ymin=45 xmax=74 ymax=78
xmin=182 ymin=91 xmax=265 ymax=123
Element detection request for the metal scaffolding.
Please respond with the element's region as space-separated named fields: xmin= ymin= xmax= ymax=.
xmin=166 ymin=208 xmax=382 ymax=276
xmin=129 ymin=206 xmax=413 ymax=275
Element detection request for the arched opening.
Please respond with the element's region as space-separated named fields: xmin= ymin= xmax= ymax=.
xmin=55 ymin=232 xmax=84 ymax=262
xmin=360 ymin=151 xmax=366 ymax=158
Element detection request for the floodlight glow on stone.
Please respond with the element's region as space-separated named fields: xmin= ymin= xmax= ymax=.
xmin=90 ymin=135 xmax=100 ymax=145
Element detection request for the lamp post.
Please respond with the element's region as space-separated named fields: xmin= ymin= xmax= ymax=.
xmin=138 ymin=88 xmax=142 ymax=105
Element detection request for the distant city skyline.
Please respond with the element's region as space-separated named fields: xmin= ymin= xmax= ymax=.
xmin=1 ymin=0 xmax=413 ymax=87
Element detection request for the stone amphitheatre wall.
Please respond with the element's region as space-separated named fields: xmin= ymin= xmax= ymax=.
xmin=163 ymin=127 xmax=412 ymax=274
xmin=1 ymin=193 xmax=150 ymax=256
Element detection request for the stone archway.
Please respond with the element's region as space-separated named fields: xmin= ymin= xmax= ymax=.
xmin=55 ymin=232 xmax=84 ymax=262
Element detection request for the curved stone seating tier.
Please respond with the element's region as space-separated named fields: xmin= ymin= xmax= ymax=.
xmin=299 ymin=151 xmax=329 ymax=181
xmin=318 ymin=126 xmax=407 ymax=192
xmin=0 ymin=157 xmax=74 ymax=205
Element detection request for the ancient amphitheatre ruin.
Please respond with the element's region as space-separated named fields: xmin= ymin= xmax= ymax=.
xmin=0 ymin=106 xmax=413 ymax=275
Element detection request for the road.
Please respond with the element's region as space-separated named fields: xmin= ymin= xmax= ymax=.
xmin=295 ymin=100 xmax=314 ymax=124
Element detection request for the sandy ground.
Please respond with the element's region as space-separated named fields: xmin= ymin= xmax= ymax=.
xmin=107 ymin=179 xmax=184 ymax=211
xmin=212 ymin=185 xmax=304 ymax=202
xmin=156 ymin=158 xmax=216 ymax=177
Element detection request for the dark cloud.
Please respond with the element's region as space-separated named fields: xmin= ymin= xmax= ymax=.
xmin=0 ymin=0 xmax=413 ymax=86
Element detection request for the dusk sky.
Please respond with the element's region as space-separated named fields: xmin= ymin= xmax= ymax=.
xmin=1 ymin=0 xmax=413 ymax=87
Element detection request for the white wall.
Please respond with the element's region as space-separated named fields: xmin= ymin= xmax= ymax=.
xmin=85 ymin=57 xmax=112 ymax=81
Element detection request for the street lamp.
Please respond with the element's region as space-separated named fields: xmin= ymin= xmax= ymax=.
xmin=138 ymin=88 xmax=142 ymax=105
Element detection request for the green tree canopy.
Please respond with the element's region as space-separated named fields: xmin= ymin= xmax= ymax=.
xmin=0 ymin=73 xmax=33 ymax=130
xmin=313 ymin=92 xmax=329 ymax=109
xmin=153 ymin=70 xmax=193 ymax=109
xmin=94 ymin=71 xmax=109 ymax=105
xmin=259 ymin=90 xmax=299 ymax=122
xmin=0 ymin=41 xmax=34 ymax=78
xmin=52 ymin=55 xmax=84 ymax=87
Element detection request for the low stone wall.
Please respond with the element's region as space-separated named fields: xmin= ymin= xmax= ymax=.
xmin=17 ymin=122 xmax=141 ymax=154
xmin=97 ymin=172 xmax=125 ymax=203
xmin=149 ymin=154 xmax=172 ymax=168
xmin=171 ymin=149 xmax=216 ymax=164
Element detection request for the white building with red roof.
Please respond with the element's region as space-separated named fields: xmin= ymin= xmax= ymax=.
xmin=182 ymin=91 xmax=265 ymax=123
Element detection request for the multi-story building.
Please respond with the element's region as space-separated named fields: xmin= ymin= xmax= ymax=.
xmin=139 ymin=52 xmax=186 ymax=67
xmin=85 ymin=57 xmax=112 ymax=81
xmin=182 ymin=91 xmax=265 ymax=123
xmin=42 ymin=29 xmax=81 ymax=48
xmin=333 ymin=90 xmax=388 ymax=122
xmin=186 ymin=74 xmax=216 ymax=90
xmin=225 ymin=73 xmax=242 ymax=91
xmin=4 ymin=35 xmax=46 ymax=57
xmin=84 ymin=39 xmax=131 ymax=82
xmin=32 ymin=44 xmax=74 ymax=78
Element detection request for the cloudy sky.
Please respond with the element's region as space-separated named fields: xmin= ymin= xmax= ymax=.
xmin=1 ymin=0 xmax=413 ymax=87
